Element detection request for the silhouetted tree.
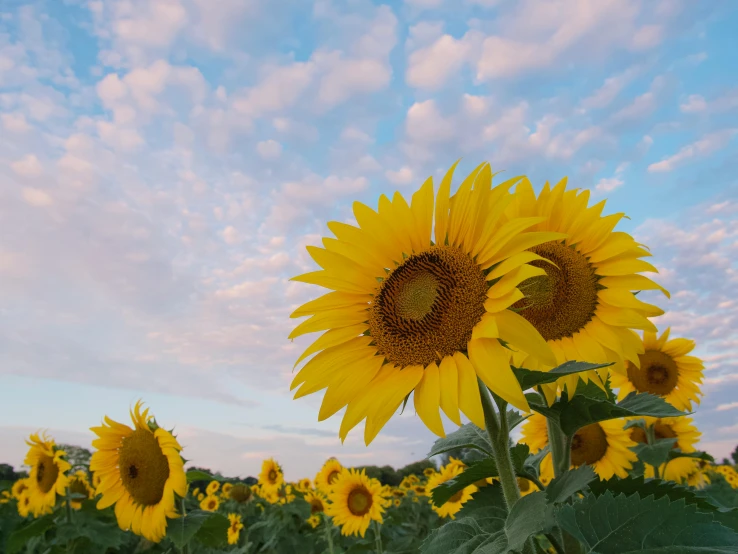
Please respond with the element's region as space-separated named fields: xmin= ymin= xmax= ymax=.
xmin=57 ymin=444 xmax=92 ymax=469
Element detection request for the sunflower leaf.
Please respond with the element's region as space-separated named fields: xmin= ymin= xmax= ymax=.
xmin=506 ymin=409 xmax=528 ymax=432
xmin=555 ymin=491 xmax=738 ymax=553
xmin=505 ymin=492 xmax=556 ymax=553
xmin=530 ymin=392 xmax=686 ymax=436
xmin=430 ymin=459 xmax=498 ymax=507
xmin=186 ymin=470 xmax=215 ymax=483
xmin=668 ymin=450 xmax=715 ymax=463
xmin=510 ymin=443 xmax=530 ymax=473
xmin=633 ymin=438 xmax=678 ymax=468
xmin=427 ymin=423 xmax=493 ymax=458
xmin=512 ymin=361 xmax=612 ymax=391
xmin=545 ymin=465 xmax=597 ymax=504
xmin=587 ymin=476 xmax=721 ymax=512
xmin=193 ymin=512 xmax=230 ymax=548
xmin=457 ymin=481 xmax=508 ymax=518
xmin=6 ymin=515 xmax=55 ymax=554
xmin=419 ymin=516 xmax=507 ymax=554
xmin=166 ymin=510 xmax=213 ymax=549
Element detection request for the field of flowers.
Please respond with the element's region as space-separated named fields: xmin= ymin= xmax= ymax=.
xmin=3 ymin=162 xmax=738 ymax=553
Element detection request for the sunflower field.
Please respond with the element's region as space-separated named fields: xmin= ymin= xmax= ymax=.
xmin=2 ymin=162 xmax=738 ymax=553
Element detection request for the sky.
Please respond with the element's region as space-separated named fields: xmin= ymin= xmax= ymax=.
xmin=0 ymin=0 xmax=737 ymax=481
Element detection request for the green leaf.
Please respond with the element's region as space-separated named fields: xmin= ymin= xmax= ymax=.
xmin=545 ymin=465 xmax=597 ymax=504
xmin=457 ymin=482 xmax=507 ymax=519
xmin=573 ymin=375 xmax=617 ymax=402
xmin=427 ymin=423 xmax=493 ymax=458
xmin=419 ymin=516 xmax=507 ymax=554
xmin=53 ymin=510 xmax=125 ymax=551
xmin=667 ymin=450 xmax=715 ymax=463
xmin=633 ymin=439 xmax=678 ymax=467
xmin=431 ymin=459 xmax=498 ymax=507
xmin=510 ymin=443 xmax=530 ymax=473
xmin=531 ymin=392 xmax=687 ymax=436
xmin=556 ymin=492 xmax=738 ymax=553
xmin=7 ymin=515 xmax=55 ymax=554
xmin=714 ymin=509 xmax=738 ymax=534
xmin=521 ymin=446 xmax=550 ymax=481
xmin=512 ymin=361 xmax=611 ymax=391
xmin=506 ymin=409 xmax=528 ymax=432
xmin=186 ymin=470 xmax=214 ymax=482
xmin=505 ymin=492 xmax=555 ymax=553
xmin=193 ymin=512 xmax=229 ymax=548
xmin=588 ymin=476 xmax=721 ymax=512
xmin=166 ymin=510 xmax=213 ymax=548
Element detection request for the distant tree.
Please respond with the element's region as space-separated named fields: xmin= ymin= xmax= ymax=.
xmin=731 ymin=445 xmax=738 ymax=465
xmin=397 ymin=459 xmax=435 ymax=478
xmin=57 ymin=444 xmax=92 ymax=469
xmin=0 ymin=463 xmax=17 ymax=481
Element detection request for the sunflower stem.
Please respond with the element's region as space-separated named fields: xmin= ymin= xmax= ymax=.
xmin=374 ymin=520 xmax=384 ymax=554
xmin=323 ymin=518 xmax=334 ymax=554
xmin=180 ymin=497 xmax=189 ymax=554
xmin=64 ymin=486 xmax=73 ymax=524
xmin=477 ymin=378 xmax=521 ymax=510
xmin=547 ymin=417 xmax=571 ymax=478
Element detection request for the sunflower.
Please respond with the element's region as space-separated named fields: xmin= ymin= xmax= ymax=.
xmin=630 ymin=416 xmax=701 ymax=482
xmin=227 ymin=513 xmax=244 ymax=545
xmin=67 ymin=470 xmax=94 ymax=510
xmin=0 ymin=490 xmax=11 ymax=504
xmin=315 ymin=459 xmax=343 ymax=493
xmin=259 ymin=486 xmax=279 ymax=504
xmin=427 ymin=462 xmax=477 ymax=519
xmin=393 ymin=498 xmax=401 ymax=507
xmin=305 ymin=490 xmax=327 ymax=514
xmin=192 ymin=487 xmax=200 ymax=497
xmin=229 ymin=483 xmax=252 ymax=503
xmin=290 ymin=162 xmax=566 ymax=444
xmin=714 ymin=466 xmax=738 ymax=489
xmin=392 ymin=488 xmax=406 ymax=498
xmin=448 ymin=456 xmax=466 ymax=471
xmin=506 ymin=179 xmax=668 ymax=401
xmin=17 ymin=492 xmax=33 ymax=518
xmin=201 ymin=495 xmax=220 ymax=512
xmin=277 ymin=485 xmax=295 ymax=505
xmin=296 ymin=477 xmax=312 ymax=492
xmin=23 ymin=432 xmax=71 ymax=517
xmin=611 ymin=328 xmax=703 ymax=411
xmin=522 ymin=413 xmax=637 ymax=480
xmin=12 ymin=478 xmax=30 ymax=500
xmin=222 ymin=483 xmax=233 ymax=498
xmin=423 ymin=467 xmax=436 ymax=478
xmin=89 ymin=401 xmax=187 ymax=543
xmin=412 ymin=484 xmax=428 ymax=497
xmin=516 ymin=477 xmax=539 ymax=497
xmin=259 ymin=459 xmax=284 ymax=492
xmin=206 ymin=480 xmax=220 ymax=496
xmin=325 ymin=469 xmax=386 ymax=537
xmin=197 ymin=492 xmax=205 ymax=501
xmin=91 ymin=471 xmax=102 ymax=492
xmin=307 ymin=514 xmax=321 ymax=528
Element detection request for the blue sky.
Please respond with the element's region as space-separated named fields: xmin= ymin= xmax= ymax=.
xmin=1 ymin=0 xmax=737 ymax=480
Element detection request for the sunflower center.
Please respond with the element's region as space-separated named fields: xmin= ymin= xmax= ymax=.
xmin=69 ymin=478 xmax=89 ymax=497
xmin=208 ymin=499 xmax=216 ymax=509
xmin=627 ymin=350 xmax=679 ymax=396
xmin=310 ymin=499 xmax=324 ymax=513
xmin=517 ymin=477 xmax=530 ymax=492
xmin=513 ymin=241 xmax=599 ymax=342
xmin=118 ymin=428 xmax=170 ymax=507
xmin=347 ymin=487 xmax=373 ymax=516
xmin=448 ymin=490 xmax=464 ymax=503
xmin=35 ymin=455 xmax=59 ymax=494
xmin=327 ymin=470 xmax=340 ymax=484
xmin=570 ymin=423 xmax=608 ymax=466
xmin=268 ymin=470 xmax=278 ymax=483
xmin=369 ymin=246 xmax=487 ymax=367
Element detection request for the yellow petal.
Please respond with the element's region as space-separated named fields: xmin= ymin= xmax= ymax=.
xmin=596 ymin=257 xmax=659 ymax=276
xmin=483 ymin=288 xmax=524 ymax=313
xmin=479 ymin=231 xmax=567 ymax=269
xmin=414 ymin=363 xmax=445 ymax=437
xmin=439 ymin=356 xmax=461 ymax=426
xmin=493 ymin=309 xmax=557 ymax=367
xmin=294 ymin=324 xmax=367 ymax=368
xmin=318 ymin=356 xmax=384 ymax=421
xmin=467 ymin=338 xmax=530 ymax=411
xmin=290 ymin=291 xmax=370 ymax=318
xmin=598 ymin=274 xmax=670 ymax=298
xmin=454 ymin=352 xmax=485 ymax=428
xmin=434 ymin=160 xmax=461 ymax=245
xmin=596 ymin=305 xmax=658 ymax=332
xmin=288 ymin=306 xmax=367 ymax=339
xmin=290 ymin=270 xmax=371 ymax=295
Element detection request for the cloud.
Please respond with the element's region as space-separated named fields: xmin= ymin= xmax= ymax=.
xmin=406 ymin=32 xmax=481 ymax=90
xmin=647 ymin=129 xmax=737 ymax=173
xmin=21 ymin=188 xmax=53 ymax=207
xmin=386 ymin=166 xmax=415 ymax=185
xmin=10 ymin=154 xmax=43 ymax=177
xmin=680 ymin=89 xmax=738 ymax=114
xmin=716 ymin=402 xmax=738 ymax=412
xmin=257 ymin=139 xmax=283 ymax=160
xmin=579 ymin=66 xmax=641 ymax=110
xmin=680 ymin=94 xmax=707 ymax=113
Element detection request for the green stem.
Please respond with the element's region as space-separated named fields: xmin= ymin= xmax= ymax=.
xmin=477 ymin=378 xmax=521 ymax=510
xmin=180 ymin=497 xmax=189 ymax=554
xmin=324 ymin=518 xmax=334 ymax=554
xmin=64 ymin=487 xmax=72 ymax=524
xmin=374 ymin=520 xmax=383 ymax=554
xmin=547 ymin=418 xmax=571 ymax=478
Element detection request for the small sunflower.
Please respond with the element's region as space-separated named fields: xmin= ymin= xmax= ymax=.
xmin=448 ymin=456 xmax=466 ymax=471
xmin=12 ymin=478 xmax=30 ymax=500
xmin=423 ymin=467 xmax=436 ymax=478
xmin=89 ymin=401 xmax=187 ymax=543
xmin=392 ymin=488 xmax=406 ymax=498
xmin=296 ymin=477 xmax=312 ymax=492
xmin=714 ymin=466 xmax=738 ymax=489
xmin=611 ymin=329 xmax=704 ymax=411
xmin=325 ymin=469 xmax=386 ymax=537
xmin=290 ymin=162 xmax=566 ymax=444
xmin=227 ymin=513 xmax=244 ymax=545
xmin=259 ymin=459 xmax=284 ymax=492
xmin=67 ymin=470 xmax=93 ymax=510
xmin=229 ymin=483 xmax=252 ymax=503
xmin=393 ymin=498 xmax=401 ymax=507
xmin=506 ymin=179 xmax=668 ymax=401
xmin=259 ymin=486 xmax=279 ymax=504
xmin=17 ymin=492 xmax=33 ymax=518
xmin=307 ymin=514 xmax=321 ymax=528
xmin=0 ymin=490 xmax=11 ymax=504
xmin=206 ymin=480 xmax=220 ymax=496
xmin=192 ymin=487 xmax=200 ymax=497
xmin=197 ymin=492 xmax=205 ymax=501
xmin=630 ymin=416 xmax=701 ymax=482
xmin=277 ymin=485 xmax=295 ymax=504
xmin=427 ymin=462 xmax=477 ymax=519
xmin=23 ymin=432 xmax=71 ymax=517
xmin=522 ymin=413 xmax=637 ymax=480
xmin=305 ymin=490 xmax=327 ymax=514
xmin=412 ymin=484 xmax=427 ymax=496
xmin=221 ymin=483 xmax=233 ymax=498
xmin=91 ymin=471 xmax=102 ymax=492
xmin=201 ymin=495 xmax=220 ymax=512
xmin=315 ymin=459 xmax=343 ymax=493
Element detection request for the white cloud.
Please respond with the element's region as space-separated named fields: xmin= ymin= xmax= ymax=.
xmin=386 ymin=166 xmax=415 ymax=185
xmin=716 ymin=402 xmax=738 ymax=412
xmin=316 ymin=54 xmax=392 ymax=107
xmin=257 ymin=139 xmax=283 ymax=160
xmin=680 ymin=94 xmax=707 ymax=113
xmin=405 ymin=21 xmax=445 ymax=51
xmin=404 ymin=0 xmax=444 ymax=8
xmin=232 ymin=61 xmax=316 ymax=117
xmin=10 ymin=154 xmax=43 ymax=177
xmin=648 ymin=129 xmax=738 ymax=173
xmin=580 ymin=66 xmax=640 ymax=110
xmin=340 ymin=127 xmax=373 ymax=144
xmin=406 ymin=100 xmax=455 ymax=143
xmin=21 ymin=187 xmax=52 ymax=207
xmin=406 ymin=33 xmax=480 ymax=90
xmin=222 ymin=226 xmax=240 ymax=245
xmin=2 ymin=112 xmax=31 ymax=133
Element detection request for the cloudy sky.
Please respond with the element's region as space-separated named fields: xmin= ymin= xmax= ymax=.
xmin=1 ymin=0 xmax=737 ymax=481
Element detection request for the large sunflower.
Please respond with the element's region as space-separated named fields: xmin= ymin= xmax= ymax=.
xmin=426 ymin=462 xmax=477 ymax=519
xmin=611 ymin=328 xmax=703 ymax=411
xmin=630 ymin=416 xmax=701 ymax=482
xmin=89 ymin=401 xmax=187 ymax=543
xmin=506 ymin=179 xmax=668 ymax=400
xmin=258 ymin=459 xmax=284 ymax=492
xmin=315 ymin=459 xmax=343 ymax=492
xmin=325 ymin=469 xmax=387 ymax=537
xmin=521 ymin=413 xmax=637 ymax=480
xmin=23 ymin=432 xmax=71 ymax=517
xmin=289 ymin=162 xmax=564 ymax=443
